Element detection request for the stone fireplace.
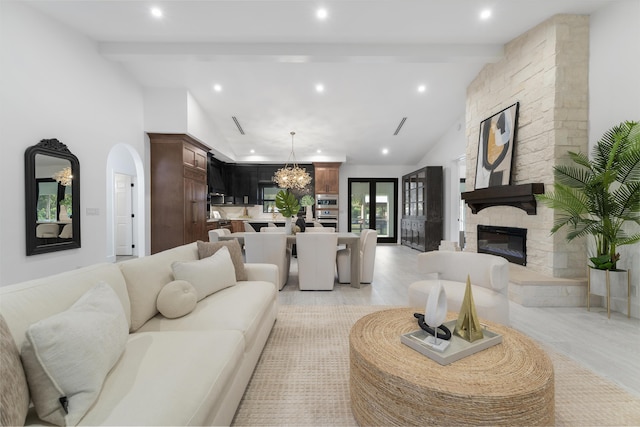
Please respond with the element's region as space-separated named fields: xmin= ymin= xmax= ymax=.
xmin=464 ymin=14 xmax=589 ymax=279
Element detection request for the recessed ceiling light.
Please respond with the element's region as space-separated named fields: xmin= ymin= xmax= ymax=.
xmin=382 ymin=148 xmax=389 ymax=155
xmin=315 ymin=83 xmax=325 ymax=93
xmin=417 ymin=84 xmax=427 ymax=93
xmin=150 ymin=7 xmax=163 ymax=18
xmin=250 ymin=149 xmax=255 ymax=154
xmin=480 ymin=9 xmax=492 ymax=20
xmin=316 ymin=8 xmax=328 ymax=20
xmin=213 ymin=84 xmax=222 ymax=92
xmin=317 ymin=149 xmax=322 ymax=153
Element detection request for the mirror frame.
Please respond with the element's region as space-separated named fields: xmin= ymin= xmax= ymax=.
xmin=25 ymin=138 xmax=81 ymax=255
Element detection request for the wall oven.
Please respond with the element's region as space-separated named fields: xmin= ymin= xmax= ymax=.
xmin=316 ymin=194 xmax=338 ymax=231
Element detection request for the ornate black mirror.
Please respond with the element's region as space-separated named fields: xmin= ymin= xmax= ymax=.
xmin=25 ymin=139 xmax=80 ymax=255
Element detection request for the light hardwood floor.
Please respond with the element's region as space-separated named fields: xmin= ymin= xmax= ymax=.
xmin=279 ymin=244 xmax=640 ymax=398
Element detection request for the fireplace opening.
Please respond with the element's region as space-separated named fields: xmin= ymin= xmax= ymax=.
xmin=477 ymin=225 xmax=527 ymax=265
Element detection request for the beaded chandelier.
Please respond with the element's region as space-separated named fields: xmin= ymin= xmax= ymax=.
xmin=272 ymin=131 xmax=312 ymax=190
xmin=52 ymin=167 xmax=73 ymax=186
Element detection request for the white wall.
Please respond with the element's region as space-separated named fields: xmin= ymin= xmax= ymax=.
xmin=589 ymin=0 xmax=640 ymax=317
xmin=416 ymin=115 xmax=466 ymax=242
xmin=0 ymin=2 xmax=145 ymax=286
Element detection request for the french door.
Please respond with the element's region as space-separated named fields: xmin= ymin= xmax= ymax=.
xmin=347 ymin=178 xmax=398 ymax=244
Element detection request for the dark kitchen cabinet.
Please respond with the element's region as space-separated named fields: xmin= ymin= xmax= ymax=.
xmin=401 ymin=166 xmax=443 ymax=252
xmin=149 ymin=133 xmax=209 ymax=254
xmin=228 ymin=165 xmax=258 ymax=204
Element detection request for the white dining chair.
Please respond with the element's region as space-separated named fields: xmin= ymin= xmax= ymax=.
xmin=296 ymin=232 xmax=338 ymax=290
xmin=261 ymin=227 xmax=285 ymax=232
xmin=244 ymin=232 xmax=291 ymax=290
xmin=244 ymin=221 xmax=256 ymax=232
xmin=336 ymin=229 xmax=377 ymax=284
xmin=305 ymin=226 xmax=335 ymax=232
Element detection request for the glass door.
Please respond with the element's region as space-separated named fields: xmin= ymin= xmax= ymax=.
xmin=348 ymin=178 xmax=398 ymax=244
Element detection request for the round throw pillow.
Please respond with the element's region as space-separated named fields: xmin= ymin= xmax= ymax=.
xmin=156 ymin=280 xmax=197 ymax=319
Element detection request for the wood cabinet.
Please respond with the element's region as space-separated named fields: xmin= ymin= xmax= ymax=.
xmin=231 ymin=220 xmax=245 ymax=233
xmin=313 ymin=162 xmax=341 ymax=194
xmin=149 ymin=133 xmax=210 ymax=254
xmin=401 ymin=166 xmax=443 ymax=252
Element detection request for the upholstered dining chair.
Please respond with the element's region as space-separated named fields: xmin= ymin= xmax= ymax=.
xmin=244 ymin=232 xmax=291 ymax=290
xmin=244 ymin=221 xmax=256 ymax=232
xmin=305 ymin=227 xmax=335 ymax=232
xmin=336 ymin=229 xmax=377 ymax=284
xmin=261 ymin=227 xmax=284 ymax=232
xmin=35 ymin=223 xmax=59 ymax=239
xmin=296 ymin=232 xmax=338 ymax=290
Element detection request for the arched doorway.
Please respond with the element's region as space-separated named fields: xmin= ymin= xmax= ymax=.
xmin=106 ymin=144 xmax=146 ymax=262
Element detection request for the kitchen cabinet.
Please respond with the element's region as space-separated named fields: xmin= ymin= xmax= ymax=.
xmin=228 ymin=165 xmax=258 ymax=204
xmin=401 ymin=166 xmax=443 ymax=252
xmin=231 ymin=220 xmax=245 ymax=233
xmin=313 ymin=162 xmax=341 ymax=194
xmin=149 ymin=133 xmax=209 ymax=254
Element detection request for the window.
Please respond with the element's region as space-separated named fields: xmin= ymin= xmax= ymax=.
xmin=261 ymin=185 xmax=280 ymax=213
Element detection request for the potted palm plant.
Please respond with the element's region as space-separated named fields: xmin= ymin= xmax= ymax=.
xmin=275 ymin=189 xmax=301 ymax=234
xmin=535 ymin=121 xmax=640 ymax=311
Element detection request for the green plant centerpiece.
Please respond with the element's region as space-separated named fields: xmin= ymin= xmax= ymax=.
xmin=300 ymin=194 xmax=315 ymax=207
xmin=275 ymin=189 xmax=301 ymax=218
xmin=535 ymin=120 xmax=640 ymax=271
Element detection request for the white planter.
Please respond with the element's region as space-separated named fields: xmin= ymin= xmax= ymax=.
xmin=305 ymin=205 xmax=313 ymax=221
xmin=284 ymin=217 xmax=293 ymax=235
xmin=588 ymin=268 xmax=629 ymax=298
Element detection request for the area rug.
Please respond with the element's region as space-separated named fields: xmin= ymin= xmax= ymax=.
xmin=231 ymin=305 xmax=640 ymax=426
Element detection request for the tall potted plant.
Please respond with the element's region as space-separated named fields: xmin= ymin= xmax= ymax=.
xmin=535 ymin=121 xmax=640 ymax=303
xmin=275 ymin=189 xmax=301 ymax=234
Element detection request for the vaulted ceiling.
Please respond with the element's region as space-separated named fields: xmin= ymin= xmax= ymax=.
xmin=26 ymin=0 xmax=616 ymax=165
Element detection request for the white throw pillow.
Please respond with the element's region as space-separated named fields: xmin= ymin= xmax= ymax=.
xmin=156 ymin=280 xmax=198 ymax=318
xmin=21 ymin=282 xmax=128 ymax=426
xmin=172 ymin=246 xmax=237 ymax=301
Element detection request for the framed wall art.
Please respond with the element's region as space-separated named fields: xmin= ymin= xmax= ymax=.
xmin=474 ymin=102 xmax=519 ymax=189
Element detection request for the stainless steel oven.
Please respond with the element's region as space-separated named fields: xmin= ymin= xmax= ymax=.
xmin=316 ymin=194 xmax=338 ymax=231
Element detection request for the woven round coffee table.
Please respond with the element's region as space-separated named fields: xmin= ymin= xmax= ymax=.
xmin=349 ymin=308 xmax=554 ymax=426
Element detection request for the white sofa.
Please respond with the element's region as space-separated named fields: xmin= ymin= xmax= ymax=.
xmin=0 ymin=242 xmax=279 ymax=426
xmin=407 ymin=251 xmax=510 ymax=325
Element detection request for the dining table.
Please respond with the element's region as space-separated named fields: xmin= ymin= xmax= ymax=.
xmin=219 ymin=232 xmax=362 ymax=288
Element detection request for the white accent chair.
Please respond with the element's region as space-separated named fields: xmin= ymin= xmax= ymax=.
xmin=296 ymin=232 xmax=338 ymax=290
xmin=407 ymin=251 xmax=510 ymax=325
xmin=336 ymin=229 xmax=377 ymax=284
xmin=208 ymin=228 xmax=231 ymax=242
xmin=36 ymin=223 xmax=59 ymax=238
xmin=58 ymin=223 xmax=73 ymax=239
xmin=244 ymin=232 xmax=291 ymax=290
xmin=306 ymin=227 xmax=335 ymax=232
xmin=244 ymin=221 xmax=256 ymax=232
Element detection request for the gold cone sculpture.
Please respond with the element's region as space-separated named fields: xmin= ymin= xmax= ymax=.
xmin=453 ymin=275 xmax=484 ymax=342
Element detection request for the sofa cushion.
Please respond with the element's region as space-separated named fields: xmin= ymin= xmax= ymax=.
xmin=21 ymin=282 xmax=129 ymax=426
xmin=156 ymin=280 xmax=197 ymax=319
xmin=77 ymin=330 xmax=244 ymax=426
xmin=172 ymin=246 xmax=237 ymax=301
xmin=197 ymin=240 xmax=247 ymax=281
xmin=138 ymin=281 xmax=277 ymax=353
xmin=0 ymin=263 xmax=131 ymax=349
xmin=119 ymin=243 xmax=199 ymax=332
xmin=0 ymin=314 xmax=29 ymax=427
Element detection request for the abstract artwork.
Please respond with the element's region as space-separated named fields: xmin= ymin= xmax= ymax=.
xmin=474 ymin=102 xmax=519 ymax=189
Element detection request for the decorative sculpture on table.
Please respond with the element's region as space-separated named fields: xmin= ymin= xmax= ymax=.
xmin=453 ymin=275 xmax=484 ymax=342
xmin=413 ymin=281 xmax=451 ymax=352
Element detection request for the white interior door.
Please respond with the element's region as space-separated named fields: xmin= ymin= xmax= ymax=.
xmin=115 ymin=173 xmax=133 ymax=256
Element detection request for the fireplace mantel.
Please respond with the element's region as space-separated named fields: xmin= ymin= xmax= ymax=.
xmin=461 ymin=183 xmax=545 ymax=215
